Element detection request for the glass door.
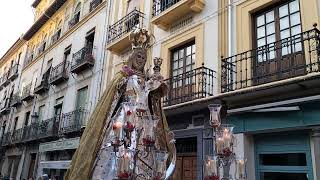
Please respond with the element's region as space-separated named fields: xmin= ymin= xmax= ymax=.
xmin=253 ymin=0 xmax=303 ymax=84
xmin=169 ymin=41 xmax=196 ymax=105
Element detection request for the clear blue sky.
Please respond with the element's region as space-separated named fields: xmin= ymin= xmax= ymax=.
xmin=0 ymin=0 xmax=34 ymax=57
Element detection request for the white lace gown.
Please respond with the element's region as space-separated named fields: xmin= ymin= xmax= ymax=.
xmin=91 ymin=74 xmax=161 ymax=180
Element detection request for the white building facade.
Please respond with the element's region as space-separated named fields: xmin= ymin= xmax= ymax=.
xmin=0 ymin=0 xmax=110 ymax=179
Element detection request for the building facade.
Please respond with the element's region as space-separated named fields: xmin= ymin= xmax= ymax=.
xmin=1 ymin=0 xmax=320 ymax=180
xmin=219 ymin=0 xmax=320 ymax=179
xmin=0 ymin=0 xmax=109 ymax=179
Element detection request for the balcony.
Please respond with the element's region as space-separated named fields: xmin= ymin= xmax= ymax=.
xmin=21 ymin=83 xmax=34 ymax=102
xmin=0 ymin=98 xmax=11 ymax=115
xmin=221 ymin=28 xmax=320 ymax=93
xmin=11 ymin=128 xmax=23 ymax=144
xmin=107 ymin=9 xmax=144 ymax=54
xmin=90 ymin=0 xmax=102 ymax=12
xmin=1 ymin=71 xmax=10 ymax=87
xmin=49 ymin=61 xmax=69 ymax=85
xmin=151 ymin=0 xmax=205 ymax=30
xmin=163 ymin=66 xmax=216 ymax=107
xmin=10 ymin=93 xmax=22 ymax=107
xmin=69 ymin=14 xmax=80 ymax=29
xmin=0 ymin=132 xmax=11 ymax=147
xmin=71 ymin=46 xmax=94 ymax=74
xmin=51 ymin=29 xmax=61 ymax=45
xmin=34 ymin=70 xmax=50 ymax=94
xmin=8 ymin=64 xmax=19 ymax=81
xmin=22 ymin=117 xmax=60 ymax=142
xmin=59 ymin=109 xmax=88 ymax=134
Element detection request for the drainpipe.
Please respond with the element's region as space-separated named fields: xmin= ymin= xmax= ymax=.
xmin=228 ymin=0 xmax=233 ymax=57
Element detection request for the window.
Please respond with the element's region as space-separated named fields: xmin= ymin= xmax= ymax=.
xmin=260 ymin=153 xmax=307 ymax=166
xmin=38 ymin=105 xmax=45 ymax=121
xmin=171 ymin=41 xmax=196 ymax=87
xmin=17 ymin=52 xmax=21 ymax=65
xmin=0 ymin=122 xmax=6 ymax=137
xmin=47 ymin=59 xmax=53 ymax=70
xmin=54 ymin=97 xmax=63 ymax=119
xmin=64 ymin=45 xmax=72 ymax=62
xmin=255 ymin=0 xmax=302 ymax=62
xmin=126 ymin=0 xmax=141 ymax=13
xmin=56 ymin=20 xmax=62 ymax=33
xmin=24 ymin=111 xmax=30 ymax=126
xmin=73 ymin=2 xmax=81 ymax=23
xmin=85 ymin=28 xmax=95 ymax=53
xmin=261 ymin=172 xmax=308 ymax=180
xmin=76 ymin=86 xmax=88 ymax=110
xmin=13 ymin=117 xmax=18 ymax=130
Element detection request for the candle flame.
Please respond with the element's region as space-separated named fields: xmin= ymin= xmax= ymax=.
xmin=114 ymin=121 xmax=123 ymax=128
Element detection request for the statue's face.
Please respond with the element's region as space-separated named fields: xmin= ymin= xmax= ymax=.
xmin=130 ymin=49 xmax=147 ymax=72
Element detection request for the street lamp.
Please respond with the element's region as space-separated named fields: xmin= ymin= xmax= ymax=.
xmin=205 ymin=104 xmax=247 ymax=180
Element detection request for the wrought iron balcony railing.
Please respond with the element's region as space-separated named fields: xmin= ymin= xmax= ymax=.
xmin=221 ymin=28 xmax=320 ymax=93
xmin=71 ymin=46 xmax=94 ymax=74
xmin=10 ymin=93 xmax=22 ymax=107
xmin=59 ymin=109 xmax=88 ymax=134
xmin=163 ymin=65 xmax=216 ymax=106
xmin=152 ymin=0 xmax=180 ymax=16
xmin=0 ymin=71 xmax=9 ymax=87
xmin=0 ymin=98 xmax=11 ymax=114
xmin=69 ymin=14 xmax=80 ymax=29
xmin=34 ymin=69 xmax=50 ymax=94
xmin=51 ymin=29 xmax=61 ymax=45
xmin=22 ymin=117 xmax=60 ymax=142
xmin=8 ymin=64 xmax=19 ymax=81
xmin=107 ymin=9 xmax=144 ymax=44
xmin=49 ymin=61 xmax=69 ymax=85
xmin=21 ymin=83 xmax=34 ymax=102
xmin=11 ymin=128 xmax=24 ymax=144
xmin=0 ymin=132 xmax=11 ymax=147
xmin=90 ymin=0 xmax=102 ymax=12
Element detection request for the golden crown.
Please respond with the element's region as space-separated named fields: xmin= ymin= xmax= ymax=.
xmin=129 ymin=28 xmax=154 ymax=50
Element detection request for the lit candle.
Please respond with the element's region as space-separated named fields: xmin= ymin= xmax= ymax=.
xmin=223 ymin=128 xmax=229 ymax=137
xmin=113 ymin=121 xmax=123 ymax=138
xmin=216 ymin=137 xmax=224 ymax=155
xmin=223 ymin=133 xmax=231 ymax=149
xmin=237 ymin=159 xmax=245 ymax=179
xmin=206 ymin=159 xmax=217 ymax=175
xmin=123 ymin=152 xmax=130 ymax=172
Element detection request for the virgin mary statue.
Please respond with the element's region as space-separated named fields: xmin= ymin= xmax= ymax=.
xmin=65 ymin=28 xmax=176 ymax=180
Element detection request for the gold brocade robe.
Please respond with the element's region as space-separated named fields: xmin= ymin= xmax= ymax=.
xmin=64 ymin=72 xmax=173 ymax=180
